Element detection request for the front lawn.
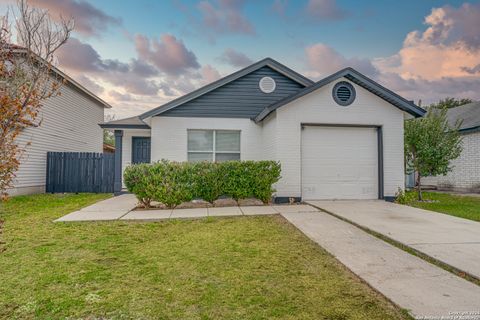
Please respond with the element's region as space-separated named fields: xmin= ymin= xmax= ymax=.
xmin=0 ymin=194 xmax=408 ymax=319
xmin=405 ymin=191 xmax=480 ymax=222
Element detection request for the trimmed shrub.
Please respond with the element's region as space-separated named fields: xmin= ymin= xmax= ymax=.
xmin=124 ymin=160 xmax=281 ymax=208
xmin=147 ymin=160 xmax=195 ymax=208
xmin=123 ymin=163 xmax=152 ymax=208
xmin=191 ymin=161 xmax=225 ymax=203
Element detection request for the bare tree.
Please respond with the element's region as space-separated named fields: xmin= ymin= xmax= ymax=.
xmin=0 ymin=0 xmax=74 ymax=200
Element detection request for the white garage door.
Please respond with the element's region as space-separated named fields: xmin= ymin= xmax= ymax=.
xmin=301 ymin=126 xmax=378 ymax=200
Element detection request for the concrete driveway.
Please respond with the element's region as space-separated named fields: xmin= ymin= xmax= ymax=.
xmin=307 ymin=200 xmax=480 ymax=280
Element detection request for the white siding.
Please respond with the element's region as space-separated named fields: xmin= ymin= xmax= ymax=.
xmin=9 ymin=82 xmax=104 ymax=196
xmin=423 ymin=131 xmax=480 ymax=191
xmin=136 ymin=78 xmax=407 ymax=200
xmin=274 ymin=78 xmax=405 ymax=198
xmin=261 ymin=112 xmax=277 ymax=160
xmin=150 ymin=117 xmax=263 ymax=162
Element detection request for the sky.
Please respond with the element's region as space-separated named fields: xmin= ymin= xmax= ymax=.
xmin=1 ymin=0 xmax=480 ymax=119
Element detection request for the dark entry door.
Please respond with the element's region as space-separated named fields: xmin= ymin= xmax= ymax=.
xmin=132 ymin=137 xmax=151 ymax=164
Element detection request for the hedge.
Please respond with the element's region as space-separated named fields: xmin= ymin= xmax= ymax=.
xmin=124 ymin=160 xmax=281 ymax=208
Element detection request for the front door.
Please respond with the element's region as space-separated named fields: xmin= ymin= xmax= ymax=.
xmin=132 ymin=137 xmax=151 ymax=164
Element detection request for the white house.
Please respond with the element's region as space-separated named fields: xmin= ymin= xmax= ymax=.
xmin=423 ymin=102 xmax=480 ymax=192
xmin=9 ymin=67 xmax=111 ymax=196
xmin=101 ymin=58 xmax=425 ymax=202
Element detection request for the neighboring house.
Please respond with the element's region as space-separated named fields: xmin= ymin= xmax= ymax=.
xmin=101 ymin=58 xmax=425 ymax=202
xmin=8 ymin=66 xmax=111 ymax=196
xmin=423 ymin=102 xmax=480 ymax=192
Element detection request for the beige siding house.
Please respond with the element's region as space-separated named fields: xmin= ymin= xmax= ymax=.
xmin=102 ymin=58 xmax=425 ymax=202
xmin=9 ymin=71 xmax=111 ymax=196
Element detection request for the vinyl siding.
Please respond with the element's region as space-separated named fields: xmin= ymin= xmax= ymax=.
xmin=261 ymin=112 xmax=277 ymax=160
xmin=160 ymin=66 xmax=305 ymax=119
xmin=8 ymin=82 xmax=104 ymax=196
xmin=150 ymin=117 xmax=263 ymax=162
xmin=273 ymin=78 xmax=405 ymax=198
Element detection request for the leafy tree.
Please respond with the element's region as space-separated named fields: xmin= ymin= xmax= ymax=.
xmin=404 ymin=108 xmax=463 ymax=200
xmin=0 ymin=0 xmax=73 ymax=200
xmin=429 ymin=97 xmax=473 ymax=109
xmin=103 ymin=114 xmax=115 ymax=147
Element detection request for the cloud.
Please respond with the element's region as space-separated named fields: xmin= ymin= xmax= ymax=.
xmin=301 ymin=3 xmax=480 ymax=104
xmin=29 ymin=0 xmax=121 ymax=37
xmin=305 ymin=43 xmax=377 ymax=78
xmin=304 ymin=2 xmax=480 ymax=107
xmin=374 ymin=3 xmax=480 ymax=81
xmin=461 ymin=64 xmax=480 ymax=75
xmin=108 ymin=90 xmax=134 ymax=102
xmin=57 ymin=37 xmax=163 ymax=96
xmin=55 ymin=36 xmax=223 ymax=116
xmin=197 ymin=0 xmax=255 ymax=35
xmin=134 ymin=34 xmax=200 ymax=76
xmin=217 ymin=48 xmax=253 ymax=68
xmin=200 ymin=64 xmax=222 ymax=84
xmin=305 ymin=0 xmax=347 ymax=21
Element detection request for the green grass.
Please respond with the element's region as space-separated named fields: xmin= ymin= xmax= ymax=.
xmin=405 ymin=191 xmax=480 ymax=222
xmin=0 ymin=194 xmax=409 ymax=320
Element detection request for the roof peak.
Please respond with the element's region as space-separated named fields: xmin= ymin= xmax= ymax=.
xmin=139 ymin=57 xmax=313 ymax=120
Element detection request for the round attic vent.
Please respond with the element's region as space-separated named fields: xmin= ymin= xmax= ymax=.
xmin=259 ymin=76 xmax=276 ymax=93
xmin=332 ymin=81 xmax=356 ymax=106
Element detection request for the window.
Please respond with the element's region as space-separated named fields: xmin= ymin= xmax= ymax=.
xmin=188 ymin=130 xmax=240 ymax=162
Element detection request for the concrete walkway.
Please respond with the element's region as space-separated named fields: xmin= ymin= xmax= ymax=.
xmin=282 ymin=210 xmax=480 ymax=319
xmin=307 ymin=200 xmax=480 ymax=280
xmin=55 ymin=195 xmax=319 ymax=222
xmin=55 ymin=194 xmax=138 ymax=221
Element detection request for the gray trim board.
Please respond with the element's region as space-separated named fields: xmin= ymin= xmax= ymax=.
xmin=255 ymin=67 xmax=426 ymax=122
xmin=100 ymin=116 xmax=150 ymax=129
xmin=301 ymin=123 xmax=384 ymax=200
xmin=114 ymin=130 xmax=123 ymax=193
xmin=139 ymin=58 xmax=313 ymax=120
xmin=100 ymin=124 xmax=150 ymax=129
xmin=377 ymin=126 xmax=384 ymax=200
xmin=459 ymin=126 xmax=480 ymax=135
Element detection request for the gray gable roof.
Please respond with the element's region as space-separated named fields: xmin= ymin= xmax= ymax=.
xmin=139 ymin=58 xmax=313 ymax=120
xmin=160 ymin=66 xmax=306 ymax=119
xmin=99 ymin=116 xmax=150 ymax=129
xmin=445 ymin=101 xmax=480 ymax=133
xmin=255 ymin=67 xmax=426 ymax=122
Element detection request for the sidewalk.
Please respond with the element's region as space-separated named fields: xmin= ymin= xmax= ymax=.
xmin=282 ymin=210 xmax=480 ymax=319
xmin=54 ymin=194 xmax=319 ymax=222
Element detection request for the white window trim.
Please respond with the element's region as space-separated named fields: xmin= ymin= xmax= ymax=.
xmin=187 ymin=129 xmax=241 ymax=162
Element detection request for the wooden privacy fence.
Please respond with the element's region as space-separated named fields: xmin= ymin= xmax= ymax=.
xmin=46 ymin=152 xmax=115 ymax=193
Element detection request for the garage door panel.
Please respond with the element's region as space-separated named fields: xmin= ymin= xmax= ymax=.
xmin=301 ymin=126 xmax=378 ymax=200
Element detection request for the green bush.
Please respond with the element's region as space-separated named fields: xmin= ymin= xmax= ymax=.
xmin=124 ymin=160 xmax=281 ymax=208
xmin=394 ymin=188 xmax=416 ymax=205
xmin=191 ymin=161 xmax=225 ymax=203
xmin=123 ymin=163 xmax=152 ymax=208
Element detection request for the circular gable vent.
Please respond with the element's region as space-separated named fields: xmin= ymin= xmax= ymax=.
xmin=333 ymin=81 xmax=356 ymax=106
xmin=259 ymin=76 xmax=276 ymax=93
